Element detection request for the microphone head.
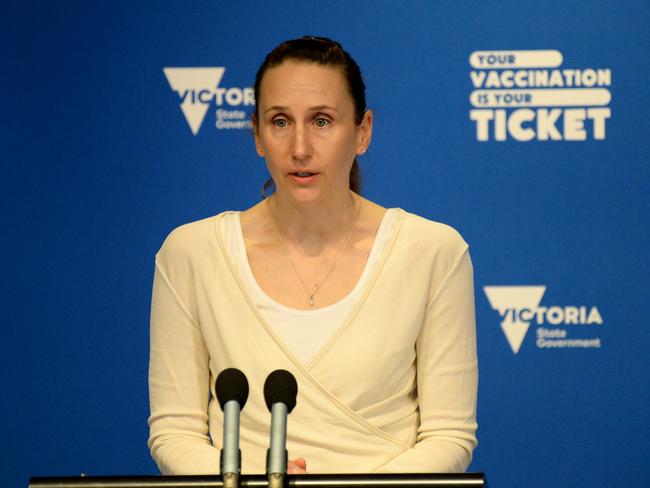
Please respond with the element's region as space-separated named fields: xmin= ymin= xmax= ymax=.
xmin=263 ymin=369 xmax=298 ymax=413
xmin=215 ymin=368 xmax=249 ymax=410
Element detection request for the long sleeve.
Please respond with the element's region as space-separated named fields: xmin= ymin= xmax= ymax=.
xmin=148 ymin=254 xmax=220 ymax=474
xmin=375 ymin=249 xmax=478 ymax=473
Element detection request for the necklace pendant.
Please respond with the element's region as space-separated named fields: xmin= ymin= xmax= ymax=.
xmin=309 ymin=294 xmax=315 ymax=306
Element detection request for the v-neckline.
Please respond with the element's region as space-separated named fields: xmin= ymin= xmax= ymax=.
xmin=236 ymin=208 xmax=396 ymax=313
xmin=212 ymin=208 xmax=405 ymax=372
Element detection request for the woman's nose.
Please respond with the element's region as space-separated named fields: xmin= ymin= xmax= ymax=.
xmin=291 ymin=126 xmax=312 ymax=160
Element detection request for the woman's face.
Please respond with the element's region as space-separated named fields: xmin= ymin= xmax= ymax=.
xmin=254 ymin=61 xmax=372 ymax=205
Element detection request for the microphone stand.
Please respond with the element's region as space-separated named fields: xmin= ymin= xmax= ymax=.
xmin=267 ymin=403 xmax=288 ymax=488
xmin=221 ymin=399 xmax=242 ymax=488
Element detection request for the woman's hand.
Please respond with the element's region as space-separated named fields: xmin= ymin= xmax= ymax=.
xmin=288 ymin=457 xmax=308 ymax=474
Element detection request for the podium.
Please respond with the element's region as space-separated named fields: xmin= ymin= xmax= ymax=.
xmin=29 ymin=473 xmax=488 ymax=488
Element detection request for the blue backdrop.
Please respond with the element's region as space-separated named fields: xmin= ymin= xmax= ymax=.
xmin=3 ymin=1 xmax=648 ymax=487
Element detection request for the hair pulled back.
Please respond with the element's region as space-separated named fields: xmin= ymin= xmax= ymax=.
xmin=254 ymin=36 xmax=367 ymax=197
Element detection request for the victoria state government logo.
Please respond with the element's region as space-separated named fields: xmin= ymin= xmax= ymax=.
xmin=483 ymin=286 xmax=603 ymax=354
xmin=163 ymin=67 xmax=254 ymax=135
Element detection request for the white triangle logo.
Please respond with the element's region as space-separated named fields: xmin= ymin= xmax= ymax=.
xmin=483 ymin=286 xmax=546 ymax=354
xmin=163 ymin=67 xmax=226 ymax=135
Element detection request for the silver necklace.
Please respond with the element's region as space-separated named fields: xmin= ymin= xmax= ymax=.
xmin=268 ymin=198 xmax=358 ymax=307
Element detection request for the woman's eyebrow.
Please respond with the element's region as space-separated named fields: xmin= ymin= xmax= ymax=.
xmin=264 ymin=105 xmax=341 ymax=114
xmin=309 ymin=105 xmax=340 ymax=113
xmin=264 ymin=106 xmax=288 ymax=114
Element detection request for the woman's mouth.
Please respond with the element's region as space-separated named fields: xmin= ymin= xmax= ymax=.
xmin=289 ymin=172 xmax=318 ymax=183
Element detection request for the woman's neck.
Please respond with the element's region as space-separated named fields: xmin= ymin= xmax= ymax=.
xmin=267 ymin=190 xmax=359 ymax=254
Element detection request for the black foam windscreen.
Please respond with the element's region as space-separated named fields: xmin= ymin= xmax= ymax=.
xmin=215 ymin=368 xmax=249 ymax=409
xmin=263 ymin=369 xmax=298 ymax=413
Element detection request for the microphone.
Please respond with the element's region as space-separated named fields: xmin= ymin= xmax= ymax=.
xmin=264 ymin=369 xmax=298 ymax=488
xmin=215 ymin=368 xmax=249 ymax=488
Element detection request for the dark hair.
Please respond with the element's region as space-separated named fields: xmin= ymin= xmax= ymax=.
xmin=254 ymin=36 xmax=367 ymax=197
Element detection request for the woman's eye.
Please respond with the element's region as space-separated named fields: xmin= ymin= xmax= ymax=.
xmin=314 ymin=117 xmax=331 ymax=128
xmin=273 ymin=118 xmax=288 ymax=128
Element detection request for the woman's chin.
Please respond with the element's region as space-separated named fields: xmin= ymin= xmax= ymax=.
xmin=277 ymin=186 xmax=325 ymax=205
xmin=275 ymin=180 xmax=349 ymax=207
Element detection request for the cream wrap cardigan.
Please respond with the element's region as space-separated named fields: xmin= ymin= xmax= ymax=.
xmin=148 ymin=209 xmax=478 ymax=475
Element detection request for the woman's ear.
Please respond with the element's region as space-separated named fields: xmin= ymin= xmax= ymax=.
xmin=357 ymin=109 xmax=373 ymax=155
xmin=252 ymin=113 xmax=264 ymax=157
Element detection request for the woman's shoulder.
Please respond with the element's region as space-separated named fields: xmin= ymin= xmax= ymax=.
xmin=156 ymin=211 xmax=236 ymax=260
xmin=376 ymin=208 xmax=471 ymax=287
xmin=396 ymin=209 xmax=468 ymax=249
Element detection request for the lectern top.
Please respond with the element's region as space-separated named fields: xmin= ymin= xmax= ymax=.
xmin=29 ymin=473 xmax=487 ymax=488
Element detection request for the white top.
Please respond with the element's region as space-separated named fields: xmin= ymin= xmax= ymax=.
xmin=219 ymin=209 xmax=400 ymax=364
xmin=149 ymin=209 xmax=478 ymax=475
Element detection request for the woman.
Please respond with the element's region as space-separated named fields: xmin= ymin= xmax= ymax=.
xmin=148 ymin=36 xmax=477 ymax=475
